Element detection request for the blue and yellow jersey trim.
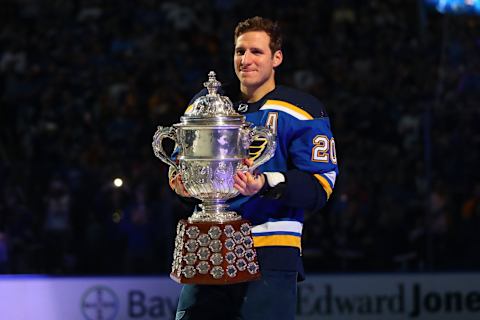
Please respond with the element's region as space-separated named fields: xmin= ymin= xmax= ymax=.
xmin=260 ymin=100 xmax=314 ymax=120
xmin=188 ymin=99 xmax=314 ymax=120
xmin=185 ymin=104 xmax=194 ymax=114
xmin=314 ymin=173 xmax=333 ymax=199
xmin=251 ymin=219 xmax=303 ymax=249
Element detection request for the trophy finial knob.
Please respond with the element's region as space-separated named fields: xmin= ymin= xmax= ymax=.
xmin=204 ymin=71 xmax=221 ymax=95
xmin=185 ymin=70 xmax=239 ymax=118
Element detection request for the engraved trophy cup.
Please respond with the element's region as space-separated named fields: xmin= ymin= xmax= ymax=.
xmin=152 ymin=71 xmax=276 ymax=284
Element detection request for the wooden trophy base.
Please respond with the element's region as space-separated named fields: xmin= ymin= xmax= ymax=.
xmin=170 ymin=219 xmax=261 ymax=285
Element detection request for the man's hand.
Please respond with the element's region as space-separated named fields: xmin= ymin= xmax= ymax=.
xmin=169 ymin=173 xmax=191 ymax=197
xmin=233 ymin=159 xmax=265 ymax=196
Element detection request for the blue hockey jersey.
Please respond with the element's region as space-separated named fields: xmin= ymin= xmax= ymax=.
xmin=186 ymin=85 xmax=338 ymax=252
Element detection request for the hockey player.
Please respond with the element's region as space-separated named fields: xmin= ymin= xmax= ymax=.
xmin=171 ymin=16 xmax=338 ymax=320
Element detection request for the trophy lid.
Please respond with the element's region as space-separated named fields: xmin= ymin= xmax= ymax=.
xmin=180 ymin=71 xmax=244 ymax=125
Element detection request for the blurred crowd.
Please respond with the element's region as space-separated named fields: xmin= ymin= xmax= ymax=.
xmin=1 ymin=0 xmax=479 ymax=275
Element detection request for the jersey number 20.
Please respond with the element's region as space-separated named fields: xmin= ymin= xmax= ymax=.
xmin=312 ymin=135 xmax=337 ymax=164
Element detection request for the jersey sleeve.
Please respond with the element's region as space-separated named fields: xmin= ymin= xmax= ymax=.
xmin=288 ymin=116 xmax=338 ymax=200
xmin=259 ymin=96 xmax=338 ymax=211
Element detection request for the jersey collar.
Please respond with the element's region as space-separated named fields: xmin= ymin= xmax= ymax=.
xmin=233 ymin=86 xmax=279 ymax=114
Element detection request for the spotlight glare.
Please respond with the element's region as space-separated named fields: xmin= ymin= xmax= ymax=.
xmin=113 ymin=178 xmax=123 ymax=187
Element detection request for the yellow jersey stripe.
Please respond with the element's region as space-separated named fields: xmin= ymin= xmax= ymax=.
xmin=253 ymin=235 xmax=302 ymax=249
xmin=314 ymin=174 xmax=333 ymax=199
xmin=185 ymin=104 xmax=194 ymax=114
xmin=263 ymin=100 xmax=314 ymax=120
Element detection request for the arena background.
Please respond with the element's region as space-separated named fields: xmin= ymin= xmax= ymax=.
xmin=1 ymin=0 xmax=479 ymax=319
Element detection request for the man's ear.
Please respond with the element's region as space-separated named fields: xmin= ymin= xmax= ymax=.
xmin=273 ymin=50 xmax=283 ymax=68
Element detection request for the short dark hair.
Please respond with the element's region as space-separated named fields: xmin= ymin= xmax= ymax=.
xmin=234 ymin=16 xmax=283 ymax=53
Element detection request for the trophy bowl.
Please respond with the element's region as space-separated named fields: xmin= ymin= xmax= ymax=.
xmin=152 ymin=71 xmax=276 ymax=284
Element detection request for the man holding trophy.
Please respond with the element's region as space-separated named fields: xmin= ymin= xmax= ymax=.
xmin=155 ymin=16 xmax=338 ymax=320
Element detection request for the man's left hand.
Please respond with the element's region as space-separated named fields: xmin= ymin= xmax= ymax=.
xmin=233 ymin=159 xmax=265 ymax=196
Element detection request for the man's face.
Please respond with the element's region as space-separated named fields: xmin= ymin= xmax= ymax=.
xmin=234 ymin=31 xmax=282 ymax=90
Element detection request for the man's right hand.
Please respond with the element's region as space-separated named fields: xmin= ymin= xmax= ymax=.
xmin=169 ymin=173 xmax=191 ymax=197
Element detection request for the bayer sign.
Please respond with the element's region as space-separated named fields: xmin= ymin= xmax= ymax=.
xmin=81 ymin=286 xmax=119 ymax=320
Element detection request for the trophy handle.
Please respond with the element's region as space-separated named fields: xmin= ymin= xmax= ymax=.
xmin=248 ymin=126 xmax=277 ymax=172
xmin=152 ymin=126 xmax=179 ymax=170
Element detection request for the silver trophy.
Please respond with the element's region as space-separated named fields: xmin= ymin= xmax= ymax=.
xmin=152 ymin=71 xmax=276 ymax=284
